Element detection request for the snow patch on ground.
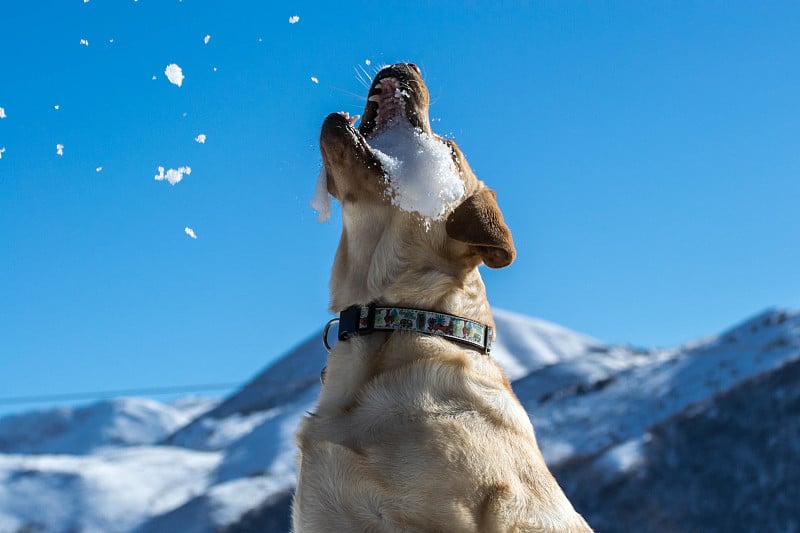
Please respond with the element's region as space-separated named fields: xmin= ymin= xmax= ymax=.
xmin=0 ymin=447 xmax=220 ymax=533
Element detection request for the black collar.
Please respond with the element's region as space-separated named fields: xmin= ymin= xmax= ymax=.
xmin=326 ymin=303 xmax=493 ymax=354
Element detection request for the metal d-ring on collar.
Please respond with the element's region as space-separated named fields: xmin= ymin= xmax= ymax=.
xmin=322 ymin=317 xmax=339 ymax=352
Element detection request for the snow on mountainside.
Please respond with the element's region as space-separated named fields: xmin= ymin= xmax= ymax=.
xmin=0 ymin=397 xmax=217 ymax=455
xmin=0 ymin=307 xmax=797 ymax=533
xmin=527 ymin=308 xmax=800 ymax=465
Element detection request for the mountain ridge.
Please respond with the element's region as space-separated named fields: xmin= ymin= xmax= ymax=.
xmin=0 ymin=307 xmax=797 ymax=533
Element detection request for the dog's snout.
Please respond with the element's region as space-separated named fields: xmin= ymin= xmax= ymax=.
xmin=407 ymin=63 xmax=421 ymax=75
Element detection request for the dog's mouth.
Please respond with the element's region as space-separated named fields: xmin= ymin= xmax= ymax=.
xmin=319 ymin=62 xmax=463 ymax=219
xmin=358 ymin=63 xmax=431 ymax=138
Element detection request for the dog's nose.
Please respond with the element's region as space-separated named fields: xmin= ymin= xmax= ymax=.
xmin=406 ymin=63 xmax=421 ymax=75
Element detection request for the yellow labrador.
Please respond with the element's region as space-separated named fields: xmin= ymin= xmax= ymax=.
xmin=293 ymin=63 xmax=592 ymax=533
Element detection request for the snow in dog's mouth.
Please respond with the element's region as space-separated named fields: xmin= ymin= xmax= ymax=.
xmin=312 ymin=70 xmax=465 ymax=225
xmin=370 ymin=120 xmax=465 ymax=225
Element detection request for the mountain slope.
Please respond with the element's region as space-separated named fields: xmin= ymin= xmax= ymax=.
xmin=0 ymin=307 xmax=797 ymax=533
xmin=555 ymin=356 xmax=800 ymax=533
xmin=0 ymin=397 xmax=216 ymax=456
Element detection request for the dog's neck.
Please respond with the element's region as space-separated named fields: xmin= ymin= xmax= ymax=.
xmin=329 ymin=208 xmax=495 ymax=331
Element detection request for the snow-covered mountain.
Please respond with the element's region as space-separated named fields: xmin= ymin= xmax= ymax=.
xmin=0 ymin=308 xmax=798 ymax=533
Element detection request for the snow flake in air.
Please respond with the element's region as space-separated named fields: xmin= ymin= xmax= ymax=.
xmin=365 ymin=59 xmax=371 ymax=66
xmin=194 ymin=134 xmax=207 ymax=144
xmin=154 ymin=165 xmax=191 ymax=185
xmin=310 ymin=76 xmax=319 ymax=84
xmin=184 ymin=226 xmax=197 ymax=239
xmin=56 ymin=144 xmax=64 ymax=156
xmin=80 ymin=39 xmax=89 ymax=47
xmin=54 ymin=104 xmax=60 ymax=110
xmin=204 ymin=34 xmax=211 ymax=44
xmin=165 ymin=64 xmax=184 ymax=87
xmin=0 ymin=147 xmax=5 ymax=159
xmin=289 ymin=15 xmax=300 ymax=24
xmin=0 ymin=107 xmax=5 ymax=119
xmin=95 ymin=167 xmax=103 ymax=173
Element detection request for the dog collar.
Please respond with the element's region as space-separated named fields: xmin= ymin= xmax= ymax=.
xmin=324 ymin=304 xmax=493 ymax=354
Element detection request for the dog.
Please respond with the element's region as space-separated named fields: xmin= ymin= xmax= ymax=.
xmin=293 ymin=63 xmax=592 ymax=533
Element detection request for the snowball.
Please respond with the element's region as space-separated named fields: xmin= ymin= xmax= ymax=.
xmin=310 ymin=166 xmax=331 ymax=223
xmin=194 ymin=134 xmax=206 ymax=144
xmin=288 ymin=15 xmax=300 ymax=24
xmin=80 ymin=39 xmax=89 ymax=46
xmin=154 ymin=165 xmax=191 ymax=186
xmin=185 ymin=226 xmax=197 ymax=239
xmin=310 ymin=76 xmax=319 ymax=84
xmin=369 ymin=119 xmax=465 ymax=223
xmin=56 ymin=144 xmax=64 ymax=156
xmin=204 ymin=34 xmax=211 ymax=44
xmin=165 ymin=64 xmax=184 ymax=87
xmin=0 ymin=107 xmax=5 ymax=119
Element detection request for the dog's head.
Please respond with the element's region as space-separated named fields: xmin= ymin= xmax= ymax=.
xmin=320 ymin=63 xmax=515 ymax=312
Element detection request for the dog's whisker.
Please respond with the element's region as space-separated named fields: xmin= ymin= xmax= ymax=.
xmin=329 ymin=85 xmax=368 ymax=103
xmin=353 ymin=66 xmax=371 ymax=89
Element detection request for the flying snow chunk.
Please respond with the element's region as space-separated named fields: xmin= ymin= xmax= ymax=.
xmin=194 ymin=134 xmax=207 ymax=144
xmin=95 ymin=167 xmax=103 ymax=173
xmin=80 ymin=39 xmax=89 ymax=46
xmin=154 ymin=165 xmax=191 ymax=186
xmin=0 ymin=107 xmax=5 ymax=119
xmin=165 ymin=64 xmax=185 ymax=87
xmin=54 ymin=104 xmax=60 ymax=110
xmin=310 ymin=76 xmax=319 ymax=84
xmin=0 ymin=147 xmax=5 ymax=159
xmin=204 ymin=34 xmax=211 ymax=44
xmin=365 ymin=59 xmax=372 ymax=66
xmin=289 ymin=15 xmax=300 ymax=24
xmin=185 ymin=226 xmax=197 ymax=239
xmin=56 ymin=144 xmax=64 ymax=156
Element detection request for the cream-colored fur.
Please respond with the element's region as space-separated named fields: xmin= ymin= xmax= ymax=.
xmin=293 ymin=63 xmax=592 ymax=533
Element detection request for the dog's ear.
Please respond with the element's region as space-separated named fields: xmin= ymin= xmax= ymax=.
xmin=446 ymin=188 xmax=516 ymax=268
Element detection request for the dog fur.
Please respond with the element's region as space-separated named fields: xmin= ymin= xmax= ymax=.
xmin=293 ymin=63 xmax=592 ymax=533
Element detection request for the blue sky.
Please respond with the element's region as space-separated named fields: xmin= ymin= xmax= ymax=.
xmin=1 ymin=1 xmax=798 ymax=415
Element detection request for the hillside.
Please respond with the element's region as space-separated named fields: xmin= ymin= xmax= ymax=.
xmin=0 ymin=307 xmax=797 ymax=533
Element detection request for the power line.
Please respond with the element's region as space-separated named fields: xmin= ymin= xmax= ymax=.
xmin=0 ymin=382 xmax=241 ymax=406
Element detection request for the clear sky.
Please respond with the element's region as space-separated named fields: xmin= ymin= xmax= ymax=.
xmin=1 ymin=1 xmax=798 ymax=415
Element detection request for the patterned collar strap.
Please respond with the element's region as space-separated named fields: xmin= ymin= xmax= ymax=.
xmin=336 ymin=304 xmax=493 ymax=354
